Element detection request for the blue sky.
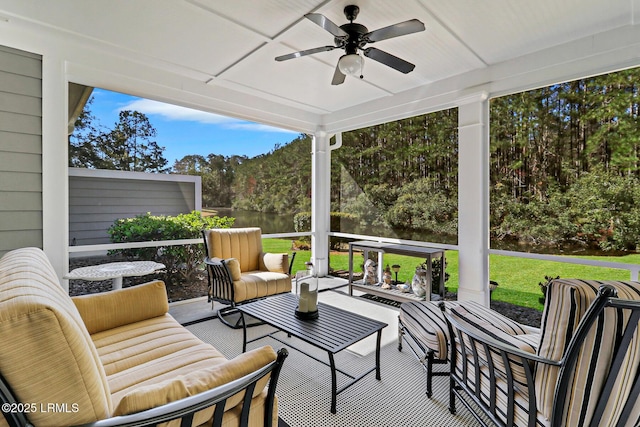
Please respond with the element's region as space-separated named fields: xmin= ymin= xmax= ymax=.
xmin=88 ymin=88 xmax=299 ymax=167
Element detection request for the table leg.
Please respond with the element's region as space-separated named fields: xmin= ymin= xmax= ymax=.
xmin=426 ymin=256 xmax=433 ymax=301
xmin=440 ymin=252 xmax=446 ymax=298
xmin=112 ymin=276 xmax=123 ymax=290
xmin=241 ymin=312 xmax=247 ymax=353
xmin=329 ymin=352 xmax=337 ymax=414
xmin=348 ymin=247 xmax=353 ymax=296
xmin=375 ymin=329 xmax=382 ymax=380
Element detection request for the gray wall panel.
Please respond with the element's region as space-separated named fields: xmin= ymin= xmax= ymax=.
xmin=69 ymin=170 xmax=199 ymax=246
xmin=0 ymin=131 xmax=41 ymax=153
xmin=0 ymin=111 xmax=42 ymax=134
xmin=0 ymin=230 xmax=42 ymax=252
xmin=0 ymin=171 xmax=41 ymax=191
xmin=0 ymin=45 xmax=42 ymax=258
xmin=0 ymin=46 xmax=42 ymax=78
xmin=0 ymin=151 xmax=42 ymax=173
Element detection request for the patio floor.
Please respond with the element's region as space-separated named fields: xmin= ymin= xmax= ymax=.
xmin=171 ymin=278 xmax=483 ymax=426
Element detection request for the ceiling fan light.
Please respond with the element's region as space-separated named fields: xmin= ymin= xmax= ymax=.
xmin=338 ymin=53 xmax=363 ymax=76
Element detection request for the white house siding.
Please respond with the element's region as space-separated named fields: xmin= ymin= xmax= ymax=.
xmin=68 ymin=168 xmax=201 ymax=246
xmin=0 ymin=46 xmax=42 ymax=258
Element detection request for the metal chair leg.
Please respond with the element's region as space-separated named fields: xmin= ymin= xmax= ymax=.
xmin=217 ymin=305 xmax=266 ymax=329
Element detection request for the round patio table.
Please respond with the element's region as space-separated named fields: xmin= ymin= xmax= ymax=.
xmin=65 ymin=261 xmax=166 ymax=290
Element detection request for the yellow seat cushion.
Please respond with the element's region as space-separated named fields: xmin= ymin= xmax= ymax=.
xmin=234 ymin=271 xmax=291 ymax=303
xmin=90 ymin=315 xmax=226 ymax=402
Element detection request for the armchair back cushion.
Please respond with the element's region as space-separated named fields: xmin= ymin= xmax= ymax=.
xmin=535 ymin=279 xmax=640 ymax=426
xmin=0 ymin=247 xmax=112 ymax=427
xmin=204 ymin=227 xmax=263 ymax=272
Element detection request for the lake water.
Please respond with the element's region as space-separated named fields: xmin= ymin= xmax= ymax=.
xmin=211 ymin=208 xmax=457 ymax=246
xmin=211 ymin=208 xmax=297 ymax=234
xmin=210 ymin=208 xmax=628 ymax=256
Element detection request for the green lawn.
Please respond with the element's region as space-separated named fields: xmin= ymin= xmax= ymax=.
xmin=263 ymin=238 xmax=640 ymax=312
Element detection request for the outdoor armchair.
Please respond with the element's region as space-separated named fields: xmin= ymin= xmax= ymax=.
xmin=202 ymin=227 xmax=293 ymax=328
xmin=442 ymin=279 xmax=640 ymax=427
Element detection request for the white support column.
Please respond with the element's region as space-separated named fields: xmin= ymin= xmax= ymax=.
xmin=457 ymin=93 xmax=490 ymax=306
xmin=41 ymin=56 xmax=70 ymax=290
xmin=311 ymin=130 xmax=331 ymax=276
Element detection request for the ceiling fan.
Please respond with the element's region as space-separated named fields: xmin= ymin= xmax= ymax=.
xmin=275 ymin=5 xmax=425 ymax=85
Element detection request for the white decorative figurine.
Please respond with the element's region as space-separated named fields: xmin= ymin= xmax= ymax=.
xmin=364 ymin=259 xmax=378 ymax=285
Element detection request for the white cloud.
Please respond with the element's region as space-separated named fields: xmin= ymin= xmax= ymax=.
xmin=226 ymin=122 xmax=297 ymax=133
xmin=119 ymin=99 xmax=295 ymax=133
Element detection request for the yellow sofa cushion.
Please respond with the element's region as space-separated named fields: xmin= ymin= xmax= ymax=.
xmin=113 ymin=345 xmax=277 ymax=420
xmin=73 ymin=280 xmax=169 ymax=334
xmin=0 ymin=248 xmax=112 ymax=427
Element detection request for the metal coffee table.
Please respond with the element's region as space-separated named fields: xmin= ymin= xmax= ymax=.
xmin=237 ymin=293 xmax=387 ymax=413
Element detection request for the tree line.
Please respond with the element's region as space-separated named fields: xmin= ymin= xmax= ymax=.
xmin=70 ymin=67 xmax=640 ymax=252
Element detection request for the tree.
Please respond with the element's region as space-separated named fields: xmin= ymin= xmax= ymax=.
xmin=69 ymin=99 xmax=169 ymax=173
xmin=98 ymin=111 xmax=169 ymax=172
xmin=69 ymin=96 xmax=103 ymax=168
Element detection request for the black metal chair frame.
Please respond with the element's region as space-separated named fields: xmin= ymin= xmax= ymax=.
xmin=397 ymin=317 xmax=449 ymax=398
xmin=1 ymin=348 xmax=288 ymax=427
xmin=441 ymin=285 xmax=640 ymax=427
xmin=202 ymin=230 xmax=295 ymax=329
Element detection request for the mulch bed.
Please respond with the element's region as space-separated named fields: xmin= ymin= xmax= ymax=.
xmin=68 ymin=255 xmax=208 ymax=303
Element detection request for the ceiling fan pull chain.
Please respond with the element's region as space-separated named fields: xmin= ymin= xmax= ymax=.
xmin=359 ymin=55 xmax=364 ymax=79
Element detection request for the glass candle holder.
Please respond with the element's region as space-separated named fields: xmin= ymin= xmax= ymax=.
xmin=295 ymin=261 xmax=319 ymax=320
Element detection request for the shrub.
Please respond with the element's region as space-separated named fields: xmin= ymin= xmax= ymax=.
xmin=293 ymin=211 xmax=311 ymax=233
xmin=108 ymin=211 xmax=234 ymax=283
xmin=562 ymin=171 xmax=640 ymax=251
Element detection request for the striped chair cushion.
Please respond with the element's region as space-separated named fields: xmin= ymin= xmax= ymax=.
xmin=400 ymin=300 xmax=540 ymax=363
xmin=398 ymin=300 xmax=457 ymax=360
xmin=535 ymin=279 xmax=640 ymax=426
xmin=447 ymin=302 xmax=542 ymax=427
xmin=449 ymin=303 xmax=539 ymax=387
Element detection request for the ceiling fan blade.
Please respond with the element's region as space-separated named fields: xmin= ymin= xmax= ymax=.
xmin=275 ymin=45 xmax=337 ymax=61
xmin=363 ymin=47 xmax=416 ymax=74
xmin=305 ymin=13 xmax=349 ymax=38
xmin=364 ymin=19 xmax=425 ymax=43
xmin=331 ymin=63 xmax=346 ymax=85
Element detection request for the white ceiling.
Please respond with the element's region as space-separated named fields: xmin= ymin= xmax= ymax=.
xmin=0 ymin=0 xmax=639 ymax=133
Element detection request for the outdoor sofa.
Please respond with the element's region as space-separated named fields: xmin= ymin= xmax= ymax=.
xmin=0 ymin=247 xmax=287 ymax=427
xmin=400 ymin=278 xmax=640 ymax=426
